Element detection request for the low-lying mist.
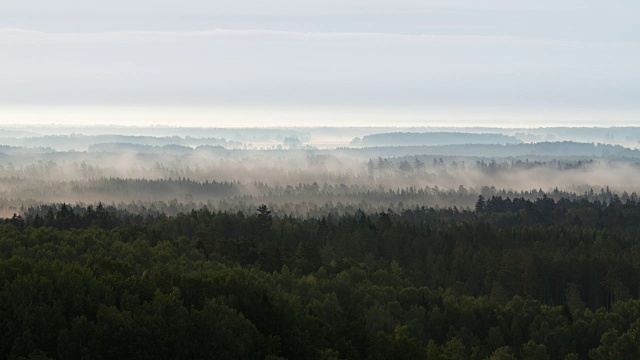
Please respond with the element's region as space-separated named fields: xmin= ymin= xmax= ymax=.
xmin=0 ymin=148 xmax=638 ymax=217
xmin=2 ymin=127 xmax=640 ymax=217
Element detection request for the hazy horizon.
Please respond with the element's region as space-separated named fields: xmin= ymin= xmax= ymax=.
xmin=1 ymin=105 xmax=639 ymax=128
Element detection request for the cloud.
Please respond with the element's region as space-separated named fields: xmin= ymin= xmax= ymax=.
xmin=0 ymin=27 xmax=638 ymax=126
xmin=3 ymin=27 xmax=639 ymax=47
xmin=0 ymin=28 xmax=538 ymax=45
xmin=2 ymin=1 xmax=638 ymax=45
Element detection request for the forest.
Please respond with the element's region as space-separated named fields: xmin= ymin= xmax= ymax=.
xmin=2 ymin=195 xmax=640 ymax=359
xmin=2 ymin=126 xmax=640 ymax=359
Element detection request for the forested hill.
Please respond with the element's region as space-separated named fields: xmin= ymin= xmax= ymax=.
xmin=336 ymin=141 xmax=640 ymax=158
xmin=3 ymin=197 xmax=640 ymax=359
xmin=0 ymin=135 xmax=241 ymax=152
xmin=353 ymin=132 xmax=522 ymax=146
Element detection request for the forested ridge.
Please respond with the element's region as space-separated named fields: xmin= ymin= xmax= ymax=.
xmin=3 ymin=197 xmax=640 ymax=359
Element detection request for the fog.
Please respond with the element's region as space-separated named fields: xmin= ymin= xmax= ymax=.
xmin=0 ymin=126 xmax=640 ymax=216
xmin=1 ymin=127 xmax=640 ymax=216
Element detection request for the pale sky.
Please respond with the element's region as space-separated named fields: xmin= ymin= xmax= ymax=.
xmin=1 ymin=0 xmax=639 ymax=127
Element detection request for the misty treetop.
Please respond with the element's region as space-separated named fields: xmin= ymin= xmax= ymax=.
xmin=0 ymin=148 xmax=639 ymax=217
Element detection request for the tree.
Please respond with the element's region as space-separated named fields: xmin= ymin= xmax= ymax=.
xmin=367 ymin=160 xmax=375 ymax=176
xmin=521 ymin=340 xmax=549 ymax=360
xmin=413 ymin=158 xmax=425 ymax=173
xmin=475 ymin=195 xmax=486 ymax=212
xmin=442 ymin=337 xmax=467 ymax=360
xmin=490 ymin=346 xmax=516 ymax=360
xmin=255 ymin=204 xmax=273 ymax=238
xmin=399 ymin=161 xmax=414 ymax=173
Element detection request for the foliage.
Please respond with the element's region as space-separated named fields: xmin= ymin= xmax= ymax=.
xmin=3 ymin=198 xmax=640 ymax=358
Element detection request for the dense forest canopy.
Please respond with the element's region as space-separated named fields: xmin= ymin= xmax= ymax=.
xmin=3 ymin=197 xmax=640 ymax=359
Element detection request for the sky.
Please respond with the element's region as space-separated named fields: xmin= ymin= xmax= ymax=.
xmin=1 ymin=0 xmax=639 ymax=127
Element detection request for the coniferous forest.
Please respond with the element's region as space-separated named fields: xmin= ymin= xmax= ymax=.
xmin=3 ymin=195 xmax=640 ymax=359
xmin=2 ymin=127 xmax=640 ymax=359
